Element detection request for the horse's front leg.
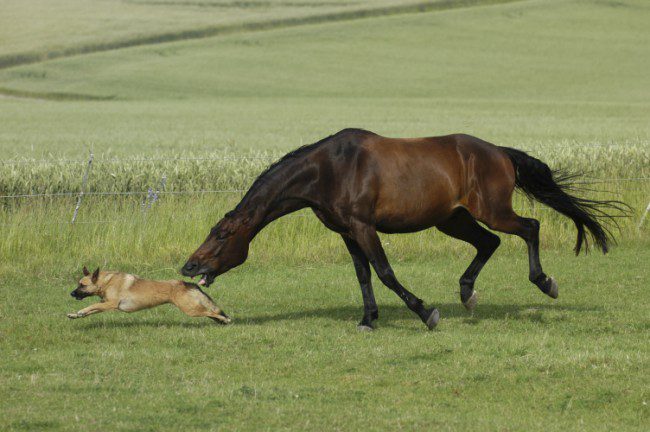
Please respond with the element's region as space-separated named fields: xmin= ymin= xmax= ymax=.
xmin=349 ymin=220 xmax=439 ymax=330
xmin=342 ymin=235 xmax=378 ymax=331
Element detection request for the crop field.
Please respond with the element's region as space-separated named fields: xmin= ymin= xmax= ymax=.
xmin=1 ymin=0 xmax=649 ymax=430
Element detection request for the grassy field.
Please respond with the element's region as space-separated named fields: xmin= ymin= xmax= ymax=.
xmin=1 ymin=0 xmax=453 ymax=67
xmin=2 ymin=249 xmax=649 ymax=430
xmin=1 ymin=0 xmax=649 ymax=430
xmin=1 ymin=0 xmax=648 ymax=157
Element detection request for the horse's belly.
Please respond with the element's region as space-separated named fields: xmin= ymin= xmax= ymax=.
xmin=375 ymin=198 xmax=455 ymax=233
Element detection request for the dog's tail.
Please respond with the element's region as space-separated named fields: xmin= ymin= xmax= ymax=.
xmin=500 ymin=146 xmax=629 ymax=254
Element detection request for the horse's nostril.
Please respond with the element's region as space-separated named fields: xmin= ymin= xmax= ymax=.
xmin=182 ymin=261 xmax=198 ymax=274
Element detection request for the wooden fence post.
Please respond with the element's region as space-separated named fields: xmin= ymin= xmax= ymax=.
xmin=71 ymin=152 xmax=93 ymax=224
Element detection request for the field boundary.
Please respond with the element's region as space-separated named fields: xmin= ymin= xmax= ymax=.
xmin=0 ymin=0 xmax=523 ymax=71
xmin=2 ymin=153 xmax=648 ymax=227
xmin=2 ymin=176 xmax=648 ymax=201
xmin=0 ymin=86 xmax=115 ymax=101
xmin=1 ymin=154 xmax=648 ymax=183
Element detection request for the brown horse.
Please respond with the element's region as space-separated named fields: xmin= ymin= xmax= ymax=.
xmin=182 ymin=129 xmax=624 ymax=330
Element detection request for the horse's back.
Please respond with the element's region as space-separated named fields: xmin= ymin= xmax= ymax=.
xmin=332 ymin=132 xmax=515 ymax=232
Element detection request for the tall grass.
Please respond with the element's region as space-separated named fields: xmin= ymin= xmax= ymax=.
xmin=1 ymin=142 xmax=647 ymax=195
xmin=2 ymin=142 xmax=648 ymax=279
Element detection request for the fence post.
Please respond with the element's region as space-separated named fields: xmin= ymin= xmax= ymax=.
xmin=142 ymin=188 xmax=154 ymax=211
xmin=638 ymin=201 xmax=650 ymax=230
xmin=159 ymin=175 xmax=167 ymax=193
xmin=71 ymin=152 xmax=93 ymax=224
xmin=143 ymin=174 xmax=166 ymax=213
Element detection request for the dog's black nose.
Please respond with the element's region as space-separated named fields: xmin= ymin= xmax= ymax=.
xmin=182 ymin=261 xmax=198 ymax=276
xmin=70 ymin=291 xmax=76 ymax=297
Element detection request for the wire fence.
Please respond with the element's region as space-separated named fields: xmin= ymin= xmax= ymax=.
xmin=0 ymin=155 xmax=275 ymax=165
xmin=0 ymin=189 xmax=249 ymax=199
xmin=1 ymin=153 xmax=649 ymax=228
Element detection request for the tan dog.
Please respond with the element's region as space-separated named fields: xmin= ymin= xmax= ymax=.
xmin=67 ymin=266 xmax=230 ymax=324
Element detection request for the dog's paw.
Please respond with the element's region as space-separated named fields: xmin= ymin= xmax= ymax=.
xmin=211 ymin=312 xmax=231 ymax=325
xmin=67 ymin=313 xmax=79 ymax=319
xmin=216 ymin=315 xmax=232 ymax=325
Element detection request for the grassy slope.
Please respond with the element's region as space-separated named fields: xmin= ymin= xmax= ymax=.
xmin=1 ymin=248 xmax=648 ymax=431
xmin=5 ymin=0 xmax=648 ymax=103
xmin=0 ymin=0 xmax=437 ymax=63
xmin=0 ymin=0 xmax=649 ymax=157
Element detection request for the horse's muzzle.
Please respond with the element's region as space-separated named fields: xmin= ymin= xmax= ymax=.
xmin=181 ymin=261 xmax=199 ymax=276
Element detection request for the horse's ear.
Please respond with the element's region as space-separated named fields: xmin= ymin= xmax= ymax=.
xmin=91 ymin=267 xmax=100 ymax=283
xmin=83 ymin=266 xmax=90 ymax=276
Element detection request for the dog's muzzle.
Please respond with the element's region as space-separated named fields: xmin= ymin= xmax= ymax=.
xmin=70 ymin=290 xmax=88 ymax=300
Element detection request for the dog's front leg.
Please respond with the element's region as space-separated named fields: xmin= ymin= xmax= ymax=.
xmin=67 ymin=302 xmax=116 ymax=319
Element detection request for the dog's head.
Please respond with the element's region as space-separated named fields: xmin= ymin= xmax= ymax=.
xmin=70 ymin=266 xmax=101 ymax=300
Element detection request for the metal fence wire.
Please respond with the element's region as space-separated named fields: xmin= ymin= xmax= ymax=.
xmin=1 ymin=154 xmax=648 ymax=228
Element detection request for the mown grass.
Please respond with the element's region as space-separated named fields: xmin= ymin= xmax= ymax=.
xmin=1 ymin=248 xmax=648 ymax=431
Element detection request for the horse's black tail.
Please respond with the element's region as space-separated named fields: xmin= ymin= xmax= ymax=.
xmin=500 ymin=146 xmax=629 ymax=255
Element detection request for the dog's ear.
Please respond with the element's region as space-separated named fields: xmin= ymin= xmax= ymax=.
xmin=91 ymin=267 xmax=100 ymax=284
xmin=83 ymin=266 xmax=90 ymax=276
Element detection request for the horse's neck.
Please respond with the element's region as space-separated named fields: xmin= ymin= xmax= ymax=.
xmin=237 ymin=159 xmax=316 ymax=236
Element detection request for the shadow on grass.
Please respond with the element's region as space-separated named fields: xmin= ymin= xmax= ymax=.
xmin=75 ymin=303 xmax=603 ymax=330
xmin=77 ymin=319 xmax=224 ymax=330
xmin=237 ymin=302 xmax=604 ymax=327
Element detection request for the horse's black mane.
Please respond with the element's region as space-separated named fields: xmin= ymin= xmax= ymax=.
xmin=235 ymin=129 xmax=370 ymax=211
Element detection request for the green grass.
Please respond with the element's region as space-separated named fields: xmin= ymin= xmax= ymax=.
xmin=0 ymin=185 xmax=647 ymax=281
xmin=1 ymin=0 xmax=446 ymax=66
xmin=1 ymin=0 xmax=649 ymax=429
xmin=1 ymin=248 xmax=648 ymax=430
xmin=0 ymin=0 xmax=649 ymax=158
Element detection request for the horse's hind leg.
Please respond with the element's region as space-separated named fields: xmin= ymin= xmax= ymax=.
xmin=485 ymin=211 xmax=558 ymax=299
xmin=342 ymin=236 xmax=379 ymax=331
xmin=437 ymin=208 xmax=500 ymax=311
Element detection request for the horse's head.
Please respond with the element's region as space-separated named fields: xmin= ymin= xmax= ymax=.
xmin=181 ymin=212 xmax=251 ymax=287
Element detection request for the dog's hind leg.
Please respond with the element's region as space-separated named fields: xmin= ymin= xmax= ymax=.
xmin=67 ymin=302 xmax=116 ymax=319
xmin=173 ymin=287 xmax=231 ymax=324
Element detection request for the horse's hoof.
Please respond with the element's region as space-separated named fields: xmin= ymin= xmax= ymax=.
xmin=425 ymin=308 xmax=440 ymax=330
xmin=463 ymin=291 xmax=478 ymax=311
xmin=546 ymin=277 xmax=558 ymax=299
xmin=357 ymin=324 xmax=374 ymax=332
